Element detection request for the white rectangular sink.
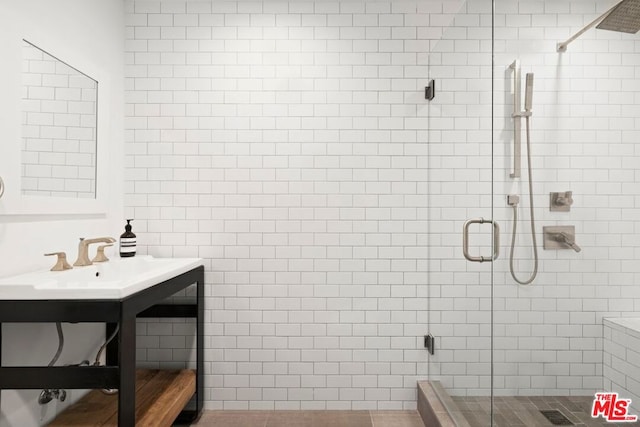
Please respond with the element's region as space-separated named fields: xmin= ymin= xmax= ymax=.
xmin=0 ymin=255 xmax=203 ymax=300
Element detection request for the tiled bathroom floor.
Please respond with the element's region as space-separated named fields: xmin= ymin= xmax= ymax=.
xmin=188 ymin=410 xmax=424 ymax=427
xmin=453 ymin=396 xmax=639 ymax=426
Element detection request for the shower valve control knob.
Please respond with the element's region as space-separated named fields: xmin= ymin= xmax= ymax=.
xmin=550 ymin=191 xmax=573 ymax=211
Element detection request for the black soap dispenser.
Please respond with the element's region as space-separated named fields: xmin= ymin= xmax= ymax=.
xmin=119 ymin=219 xmax=137 ymax=257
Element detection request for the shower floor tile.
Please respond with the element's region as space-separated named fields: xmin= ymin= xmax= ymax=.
xmin=188 ymin=410 xmax=423 ymax=427
xmin=451 ymin=396 xmax=640 ymax=427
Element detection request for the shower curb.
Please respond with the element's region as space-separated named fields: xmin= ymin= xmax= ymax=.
xmin=417 ymin=381 xmax=471 ymax=427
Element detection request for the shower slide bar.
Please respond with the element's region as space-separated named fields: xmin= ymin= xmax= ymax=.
xmin=509 ymin=60 xmax=522 ymax=178
xmin=462 ymin=218 xmax=500 ymax=263
xmin=509 ymin=59 xmax=533 ymax=179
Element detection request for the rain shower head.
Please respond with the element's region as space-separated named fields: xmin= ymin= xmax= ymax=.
xmin=597 ymin=0 xmax=640 ymax=33
xmin=557 ymin=0 xmax=640 ymax=52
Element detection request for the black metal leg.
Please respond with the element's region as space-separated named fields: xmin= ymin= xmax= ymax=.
xmin=1 ymin=322 xmax=3 ymax=404
xmin=118 ymin=315 xmax=136 ymax=427
xmin=105 ymin=323 xmax=118 ymax=366
xmin=197 ymin=267 xmax=204 ymax=418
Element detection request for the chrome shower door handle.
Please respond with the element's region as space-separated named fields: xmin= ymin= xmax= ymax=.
xmin=0 ymin=175 xmax=4 ymax=199
xmin=463 ymin=218 xmax=500 ymax=263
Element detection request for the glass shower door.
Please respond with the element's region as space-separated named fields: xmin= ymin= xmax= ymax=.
xmin=425 ymin=0 xmax=496 ymax=424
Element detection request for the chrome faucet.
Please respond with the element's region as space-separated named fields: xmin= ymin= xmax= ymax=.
xmin=74 ymin=237 xmax=116 ymax=267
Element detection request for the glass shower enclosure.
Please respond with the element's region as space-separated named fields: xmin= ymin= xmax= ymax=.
xmin=426 ymin=0 xmax=640 ymax=425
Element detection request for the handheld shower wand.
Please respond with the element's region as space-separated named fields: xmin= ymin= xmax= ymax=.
xmin=524 ymin=73 xmax=534 ymax=112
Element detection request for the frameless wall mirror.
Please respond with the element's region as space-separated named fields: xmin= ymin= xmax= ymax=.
xmin=21 ymin=39 xmax=97 ymax=199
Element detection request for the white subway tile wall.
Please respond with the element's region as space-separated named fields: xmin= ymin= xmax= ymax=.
xmin=22 ymin=42 xmax=97 ymax=198
xmin=603 ymin=319 xmax=640 ymax=414
xmin=125 ymin=0 xmax=640 ymax=409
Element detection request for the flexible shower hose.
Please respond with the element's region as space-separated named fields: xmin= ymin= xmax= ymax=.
xmin=509 ymin=115 xmax=539 ymax=285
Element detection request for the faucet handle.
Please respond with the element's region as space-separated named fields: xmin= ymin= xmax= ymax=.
xmin=556 ymin=232 xmax=582 ymax=253
xmin=556 ymin=191 xmax=573 ymax=206
xmin=92 ymin=244 xmax=114 ymax=263
xmin=45 ymin=252 xmax=73 ymax=271
xmin=550 ymin=191 xmax=573 ymax=211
